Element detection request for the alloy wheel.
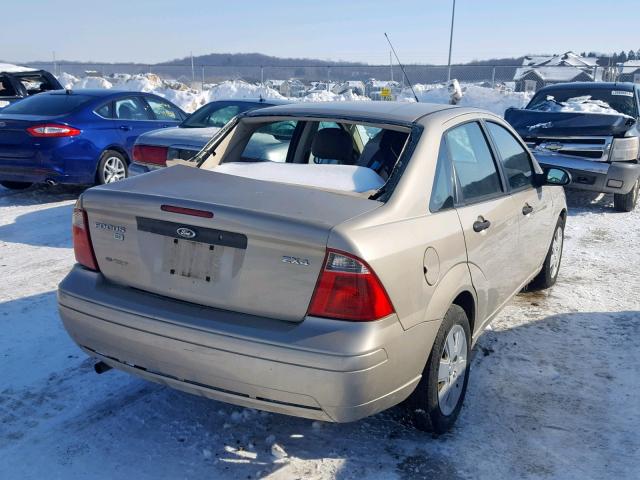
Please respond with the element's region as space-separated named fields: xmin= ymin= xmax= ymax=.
xmin=103 ymin=156 xmax=126 ymax=183
xmin=549 ymin=225 xmax=563 ymax=278
xmin=438 ymin=324 xmax=468 ymax=416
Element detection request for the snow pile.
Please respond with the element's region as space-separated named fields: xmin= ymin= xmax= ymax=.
xmin=56 ymin=72 xmax=79 ymax=90
xmin=213 ymin=162 xmax=385 ymax=193
xmin=54 ymin=71 xmax=526 ymax=115
xmin=301 ymin=89 xmax=369 ymax=102
xmin=73 ymin=76 xmax=114 ymax=90
xmin=398 ymin=83 xmax=532 ymax=116
xmin=535 ymin=95 xmax=627 ymax=116
xmin=204 ymin=80 xmax=283 ymax=102
xmin=0 ymin=63 xmax=34 ymax=73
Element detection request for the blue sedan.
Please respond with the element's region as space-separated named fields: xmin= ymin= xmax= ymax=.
xmin=0 ymin=89 xmax=186 ymax=189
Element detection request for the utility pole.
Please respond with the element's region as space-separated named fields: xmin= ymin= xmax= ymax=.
xmin=447 ymin=0 xmax=456 ymax=82
xmin=390 ymin=50 xmax=394 ymax=82
xmin=191 ymin=51 xmax=195 ymax=83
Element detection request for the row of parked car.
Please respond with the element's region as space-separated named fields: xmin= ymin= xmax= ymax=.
xmin=0 ymin=72 xmax=638 ymax=210
xmin=1 ymin=75 xmax=638 ymax=434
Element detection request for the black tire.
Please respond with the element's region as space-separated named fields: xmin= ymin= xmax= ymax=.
xmin=613 ymin=178 xmax=639 ymax=212
xmin=96 ymin=150 xmax=128 ymax=185
xmin=404 ymin=304 xmax=471 ymax=434
xmin=0 ymin=181 xmax=33 ymax=190
xmin=528 ymin=216 xmax=565 ymax=290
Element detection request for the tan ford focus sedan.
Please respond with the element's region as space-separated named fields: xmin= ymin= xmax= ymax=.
xmin=58 ymin=102 xmax=569 ymax=433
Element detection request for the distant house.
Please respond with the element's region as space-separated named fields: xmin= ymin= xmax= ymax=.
xmin=365 ymin=79 xmax=401 ymax=100
xmin=514 ymin=51 xmax=597 ymax=92
xmin=617 ymin=61 xmax=640 ymax=83
xmin=332 ymin=80 xmax=366 ymax=96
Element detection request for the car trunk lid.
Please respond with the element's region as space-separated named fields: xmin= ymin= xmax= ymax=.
xmin=81 ymin=165 xmax=382 ymax=322
xmin=0 ymin=114 xmax=60 ymax=158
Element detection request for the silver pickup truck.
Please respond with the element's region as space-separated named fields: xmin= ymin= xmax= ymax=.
xmin=506 ymin=82 xmax=640 ymax=211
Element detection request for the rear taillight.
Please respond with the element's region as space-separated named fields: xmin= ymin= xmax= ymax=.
xmin=133 ymin=145 xmax=168 ymax=166
xmin=72 ymin=207 xmax=99 ymax=271
xmin=307 ymin=249 xmax=394 ymax=321
xmin=27 ymin=124 xmax=81 ymax=137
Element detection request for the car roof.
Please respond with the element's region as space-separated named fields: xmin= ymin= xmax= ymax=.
xmin=208 ymin=97 xmax=292 ymax=105
xmin=246 ymin=101 xmax=459 ymax=124
xmin=536 ymin=82 xmax=637 ymax=92
xmin=44 ymin=89 xmax=162 ymax=98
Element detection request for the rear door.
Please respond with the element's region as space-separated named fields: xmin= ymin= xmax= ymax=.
xmin=113 ymin=95 xmax=157 ymax=156
xmin=484 ymin=121 xmax=554 ymax=280
xmin=446 ymin=121 xmax=521 ymax=322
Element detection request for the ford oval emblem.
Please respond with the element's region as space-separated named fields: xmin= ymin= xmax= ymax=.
xmin=176 ymin=227 xmax=196 ymax=239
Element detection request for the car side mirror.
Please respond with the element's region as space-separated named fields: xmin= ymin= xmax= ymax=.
xmin=543 ymin=168 xmax=571 ymax=186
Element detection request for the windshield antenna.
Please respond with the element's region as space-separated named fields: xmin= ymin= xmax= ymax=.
xmin=384 ymin=32 xmax=419 ymax=103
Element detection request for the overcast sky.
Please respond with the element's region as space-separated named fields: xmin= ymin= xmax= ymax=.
xmin=2 ymin=0 xmax=639 ymax=65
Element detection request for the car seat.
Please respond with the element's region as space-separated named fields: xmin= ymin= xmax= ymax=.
xmin=311 ymin=128 xmax=354 ymax=164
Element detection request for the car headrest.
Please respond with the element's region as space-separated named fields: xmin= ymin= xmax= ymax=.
xmin=379 ymin=130 xmax=407 ymax=156
xmin=311 ymin=128 xmax=353 ymax=162
xmin=118 ymin=104 xmax=135 ymax=119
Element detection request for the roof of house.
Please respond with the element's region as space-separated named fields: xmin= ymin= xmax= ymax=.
xmin=619 ymin=61 xmax=640 ymax=74
xmin=514 ymin=66 xmax=593 ymax=82
xmin=521 ymin=51 xmax=598 ymax=68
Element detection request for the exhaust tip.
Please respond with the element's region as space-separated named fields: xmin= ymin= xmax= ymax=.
xmin=94 ymin=361 xmax=112 ymax=374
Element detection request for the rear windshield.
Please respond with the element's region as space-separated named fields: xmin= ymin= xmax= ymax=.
xmin=0 ymin=94 xmax=93 ymax=116
xmin=527 ymin=88 xmax=637 ymax=117
xmin=201 ymin=118 xmax=412 ymax=195
xmin=183 ymin=102 xmax=268 ymax=128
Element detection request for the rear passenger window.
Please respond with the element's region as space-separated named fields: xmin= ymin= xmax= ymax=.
xmin=486 ymin=122 xmax=534 ymax=190
xmin=430 ymin=141 xmax=454 ymax=212
xmin=445 ymin=122 xmax=502 ymax=202
xmin=95 ymin=103 xmax=112 ymax=118
xmin=114 ymin=97 xmax=151 ymax=120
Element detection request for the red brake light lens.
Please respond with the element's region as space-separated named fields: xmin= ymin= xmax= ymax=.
xmin=27 ymin=124 xmax=81 ymax=137
xmin=307 ymin=249 xmax=394 ymax=321
xmin=72 ymin=207 xmax=99 ymax=271
xmin=161 ymin=204 xmax=214 ymax=218
xmin=133 ymin=145 xmax=168 ymax=166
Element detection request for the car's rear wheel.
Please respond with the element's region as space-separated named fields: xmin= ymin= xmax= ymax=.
xmin=404 ymin=304 xmax=471 ymax=434
xmin=0 ymin=181 xmax=33 ymax=190
xmin=97 ymin=150 xmax=128 ymax=185
xmin=613 ymin=178 xmax=639 ymax=212
xmin=528 ymin=216 xmax=564 ymax=290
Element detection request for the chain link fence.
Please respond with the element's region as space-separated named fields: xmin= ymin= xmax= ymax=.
xmin=25 ymin=62 xmax=621 ymax=98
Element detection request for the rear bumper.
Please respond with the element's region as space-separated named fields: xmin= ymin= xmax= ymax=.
xmin=536 ymin=154 xmax=640 ymax=194
xmin=0 ymin=164 xmax=91 ymax=184
xmin=57 ymin=266 xmax=437 ymax=422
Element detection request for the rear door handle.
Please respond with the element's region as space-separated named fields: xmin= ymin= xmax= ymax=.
xmin=473 ymin=217 xmax=491 ymax=232
xmin=118 ymin=125 xmax=131 ymax=131
xmin=522 ymin=203 xmax=534 ymax=215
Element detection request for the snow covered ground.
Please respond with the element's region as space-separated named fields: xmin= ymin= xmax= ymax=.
xmin=0 ymin=184 xmax=638 ymax=479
